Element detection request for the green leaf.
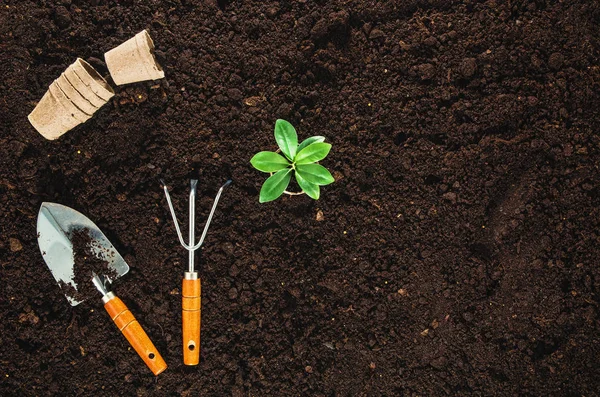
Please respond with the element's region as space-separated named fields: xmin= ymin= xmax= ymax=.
xmin=295 ymin=171 xmax=320 ymax=200
xmin=294 ymin=142 xmax=332 ymax=164
xmin=296 ymin=164 xmax=335 ymax=186
xmin=259 ymin=169 xmax=292 ymax=203
xmin=250 ymin=151 xmax=290 ymax=172
xmin=274 ymin=119 xmax=298 ymax=161
xmin=297 ymin=136 xmax=325 ymax=153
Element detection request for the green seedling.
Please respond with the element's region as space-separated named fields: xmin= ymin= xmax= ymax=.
xmin=251 ymin=119 xmax=335 ymax=203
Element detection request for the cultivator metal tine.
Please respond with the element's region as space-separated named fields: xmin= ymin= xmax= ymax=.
xmin=161 ymin=179 xmax=232 ymax=257
xmin=161 ymin=179 xmax=191 ymax=250
xmin=190 ymin=180 xmax=232 ymax=251
xmin=188 ymin=180 xmax=198 ymax=273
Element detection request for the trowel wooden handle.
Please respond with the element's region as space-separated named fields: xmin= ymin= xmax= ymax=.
xmin=104 ymin=295 xmax=168 ymax=375
xmin=182 ymin=276 xmax=201 ymax=365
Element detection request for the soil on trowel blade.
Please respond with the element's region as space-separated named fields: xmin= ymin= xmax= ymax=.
xmin=64 ymin=228 xmax=118 ymax=303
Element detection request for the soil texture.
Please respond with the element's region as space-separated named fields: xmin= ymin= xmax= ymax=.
xmin=69 ymin=227 xmax=119 ymax=302
xmin=1 ymin=0 xmax=600 ymax=396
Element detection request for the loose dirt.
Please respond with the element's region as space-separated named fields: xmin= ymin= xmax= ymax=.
xmin=1 ymin=1 xmax=600 ymax=395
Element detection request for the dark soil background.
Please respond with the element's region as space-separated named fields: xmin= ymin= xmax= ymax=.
xmin=1 ymin=0 xmax=600 ymax=395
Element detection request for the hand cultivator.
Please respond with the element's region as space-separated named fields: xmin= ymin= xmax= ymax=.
xmin=161 ymin=179 xmax=231 ymax=365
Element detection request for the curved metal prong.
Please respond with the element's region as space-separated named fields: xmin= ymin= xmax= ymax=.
xmin=162 ymin=183 xmax=192 ymax=250
xmin=188 ymin=180 xmax=198 ymax=272
xmin=190 ymin=180 xmax=232 ymax=251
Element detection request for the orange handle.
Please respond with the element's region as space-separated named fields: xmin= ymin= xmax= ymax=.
xmin=104 ymin=295 xmax=168 ymax=375
xmin=182 ymin=276 xmax=201 ymax=365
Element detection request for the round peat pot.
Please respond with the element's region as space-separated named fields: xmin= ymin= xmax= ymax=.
xmin=48 ymin=81 xmax=91 ymax=124
xmin=63 ymin=66 xmax=107 ymax=108
xmin=55 ymin=73 xmax=99 ymax=115
xmin=28 ymin=58 xmax=112 ymax=140
xmin=69 ymin=58 xmax=115 ymax=102
xmin=28 ymin=86 xmax=83 ymax=140
xmin=104 ymin=30 xmax=165 ymax=85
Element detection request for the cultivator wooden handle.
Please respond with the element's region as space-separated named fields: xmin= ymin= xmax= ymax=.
xmin=182 ymin=274 xmax=201 ymax=365
xmin=104 ymin=294 xmax=168 ymax=375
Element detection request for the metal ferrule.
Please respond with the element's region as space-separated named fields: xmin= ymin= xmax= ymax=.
xmin=101 ymin=291 xmax=116 ymax=304
xmin=184 ymin=271 xmax=198 ymax=280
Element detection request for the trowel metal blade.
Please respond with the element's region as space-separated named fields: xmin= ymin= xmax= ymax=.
xmin=36 ymin=202 xmax=129 ymax=306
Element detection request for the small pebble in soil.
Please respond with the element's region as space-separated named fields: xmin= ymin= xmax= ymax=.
xmin=243 ymin=96 xmax=263 ymax=107
xmin=399 ymin=40 xmax=411 ymax=51
xmin=18 ymin=311 xmax=39 ymax=325
xmin=333 ymin=170 xmax=344 ymax=180
xmin=9 ymin=238 xmax=23 ymax=252
xmin=316 ymin=210 xmax=324 ymax=221
xmin=134 ymin=92 xmax=148 ymax=103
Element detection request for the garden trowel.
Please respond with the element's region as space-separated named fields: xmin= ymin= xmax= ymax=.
xmin=37 ymin=202 xmax=167 ymax=375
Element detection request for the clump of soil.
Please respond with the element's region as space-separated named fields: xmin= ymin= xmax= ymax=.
xmin=63 ymin=228 xmax=118 ymax=302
